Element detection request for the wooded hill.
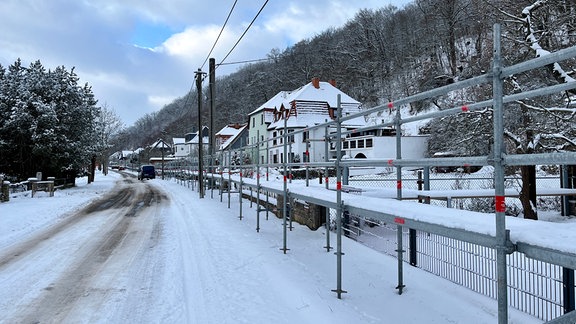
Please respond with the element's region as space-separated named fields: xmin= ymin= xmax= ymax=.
xmin=112 ymin=0 xmax=576 ymax=160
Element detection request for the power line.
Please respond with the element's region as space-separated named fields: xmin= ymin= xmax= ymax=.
xmin=217 ymin=57 xmax=271 ymax=66
xmin=217 ymin=0 xmax=270 ymax=69
xmin=200 ymin=0 xmax=238 ymax=70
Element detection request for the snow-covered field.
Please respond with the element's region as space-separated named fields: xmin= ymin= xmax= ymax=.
xmin=0 ymin=170 xmax=543 ymax=323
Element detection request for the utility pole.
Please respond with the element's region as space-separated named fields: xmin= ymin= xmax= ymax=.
xmin=209 ymin=58 xmax=216 ymax=196
xmin=195 ymin=68 xmax=206 ymax=198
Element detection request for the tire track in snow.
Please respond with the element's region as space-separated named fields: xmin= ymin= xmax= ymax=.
xmin=0 ymin=174 xmax=168 ymax=323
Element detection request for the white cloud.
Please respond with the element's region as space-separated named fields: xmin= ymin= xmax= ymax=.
xmin=0 ymin=0 xmax=413 ymax=126
xmin=148 ymin=95 xmax=177 ymax=108
xmin=158 ymin=25 xmax=230 ymax=58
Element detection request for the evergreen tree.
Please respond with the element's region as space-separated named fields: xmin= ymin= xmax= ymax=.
xmin=0 ymin=59 xmax=102 ymax=182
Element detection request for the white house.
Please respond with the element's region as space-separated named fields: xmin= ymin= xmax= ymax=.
xmin=247 ymin=91 xmax=292 ymax=164
xmin=172 ymin=137 xmax=188 ymax=158
xmin=265 ymin=78 xmax=365 ymax=164
xmin=172 ymin=127 xmax=210 ymax=159
xmin=246 ymin=77 xmax=429 ymax=168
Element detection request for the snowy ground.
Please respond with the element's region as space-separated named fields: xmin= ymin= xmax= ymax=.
xmin=0 ymin=170 xmax=542 ymax=323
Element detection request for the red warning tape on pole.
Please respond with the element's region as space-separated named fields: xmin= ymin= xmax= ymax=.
xmin=337 ymin=181 xmax=342 ymax=190
xmin=495 ymin=195 xmax=506 ymax=213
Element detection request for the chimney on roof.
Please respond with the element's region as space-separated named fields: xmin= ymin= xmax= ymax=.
xmin=312 ymin=77 xmax=320 ymax=89
xmin=329 ymin=79 xmax=336 ymax=87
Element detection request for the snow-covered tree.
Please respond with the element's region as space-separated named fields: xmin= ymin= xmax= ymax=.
xmin=0 ymin=59 xmax=102 ymax=182
xmin=428 ymin=0 xmax=576 ymax=220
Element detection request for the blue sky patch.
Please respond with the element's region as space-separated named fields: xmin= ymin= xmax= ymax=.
xmin=131 ymin=21 xmax=175 ymax=48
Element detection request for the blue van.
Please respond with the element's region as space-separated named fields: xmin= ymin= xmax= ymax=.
xmin=138 ymin=165 xmax=156 ymax=180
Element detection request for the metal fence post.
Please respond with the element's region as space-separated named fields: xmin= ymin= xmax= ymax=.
xmin=227 ymin=168 xmax=231 ymax=209
xmin=281 ymin=115 xmax=289 ymax=254
xmin=492 ymin=23 xmax=509 ymax=324
xmin=332 ymin=94 xmax=347 ymax=298
xmin=394 ymin=102 xmax=405 ymax=294
xmin=256 ymin=132 xmax=261 ymax=232
xmin=563 ymin=268 xmax=575 ymax=314
xmin=239 ymin=148 xmax=243 ymax=220
xmin=561 ymin=165 xmax=576 ymax=313
xmin=324 ymin=122 xmax=330 ymax=190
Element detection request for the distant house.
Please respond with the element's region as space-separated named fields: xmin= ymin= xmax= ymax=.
xmin=216 ymin=123 xmax=248 ymax=150
xmin=172 ymin=126 xmax=210 ymax=159
xmin=187 ymin=126 xmax=210 ymax=157
xmin=247 ymin=91 xmax=292 ymax=164
xmin=263 ymin=78 xmax=366 ymax=164
xmin=215 ymin=123 xmax=248 ymax=166
xmin=247 ymin=77 xmax=428 ymax=167
xmin=172 ymin=137 xmax=188 ymax=158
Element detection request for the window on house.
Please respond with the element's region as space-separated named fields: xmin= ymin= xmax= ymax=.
xmin=343 ymin=141 xmax=349 ymax=149
xmin=302 ymin=131 xmax=309 ymax=143
xmin=252 ymin=117 xmax=255 ymax=128
xmin=358 ymin=140 xmax=364 ymax=148
xmin=288 ymin=129 xmax=294 ymax=143
xmin=273 ymin=131 xmax=277 ymax=145
xmin=260 ymin=114 xmax=264 ymax=125
xmin=366 ymin=138 xmax=373 ymax=147
xmin=350 ymin=141 xmax=356 ymax=149
xmin=260 ymin=135 xmax=264 ymax=147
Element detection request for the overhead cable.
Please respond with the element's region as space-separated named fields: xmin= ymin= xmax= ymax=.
xmin=217 ymin=0 xmax=270 ymax=69
xmin=200 ymin=0 xmax=238 ymax=70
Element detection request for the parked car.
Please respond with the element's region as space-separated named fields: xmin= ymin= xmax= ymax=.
xmin=138 ymin=165 xmax=156 ymax=180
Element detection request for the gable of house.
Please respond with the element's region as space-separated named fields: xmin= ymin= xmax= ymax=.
xmin=268 ymin=79 xmax=364 ymax=130
xmin=216 ymin=123 xmax=247 ymax=150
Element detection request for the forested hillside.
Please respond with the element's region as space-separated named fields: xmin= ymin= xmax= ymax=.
xmin=112 ymin=0 xmax=576 ymax=159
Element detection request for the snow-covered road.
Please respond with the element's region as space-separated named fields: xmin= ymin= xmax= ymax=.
xmin=0 ymin=174 xmax=170 ymax=323
xmin=0 ymin=171 xmax=541 ymax=323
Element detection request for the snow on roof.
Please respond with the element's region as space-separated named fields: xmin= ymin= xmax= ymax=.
xmin=187 ymin=135 xmax=208 ymax=145
xmin=267 ymin=81 xmax=365 ymax=130
xmin=186 ymin=126 xmax=209 ymax=144
xmin=151 ymin=139 xmax=171 ymax=149
xmin=172 ymin=137 xmax=186 ymax=145
xmin=249 ymin=91 xmax=292 ymax=116
xmin=281 ymin=81 xmax=359 ymax=108
xmin=215 ymin=124 xmax=246 ymax=137
xmin=219 ymin=125 xmax=247 ymax=150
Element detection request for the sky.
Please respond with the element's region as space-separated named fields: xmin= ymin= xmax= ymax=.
xmin=0 ymin=169 xmax=546 ymax=323
xmin=0 ymin=0 xmax=413 ymax=127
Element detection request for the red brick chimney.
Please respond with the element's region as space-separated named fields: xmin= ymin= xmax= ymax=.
xmin=329 ymin=79 xmax=336 ymax=87
xmin=311 ymin=77 xmax=320 ymax=89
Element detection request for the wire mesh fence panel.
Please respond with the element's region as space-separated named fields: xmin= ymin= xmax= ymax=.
xmin=345 ymin=173 xmax=562 ymax=215
xmin=333 ymin=211 xmax=572 ymax=322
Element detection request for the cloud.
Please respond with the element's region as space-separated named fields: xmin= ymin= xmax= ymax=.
xmin=0 ymin=0 xmax=412 ymax=126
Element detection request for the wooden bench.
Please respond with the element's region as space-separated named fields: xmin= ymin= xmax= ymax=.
xmin=31 ymin=180 xmax=55 ymax=197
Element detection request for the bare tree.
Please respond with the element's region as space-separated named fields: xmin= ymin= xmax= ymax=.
xmin=97 ymin=104 xmax=124 ymax=176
